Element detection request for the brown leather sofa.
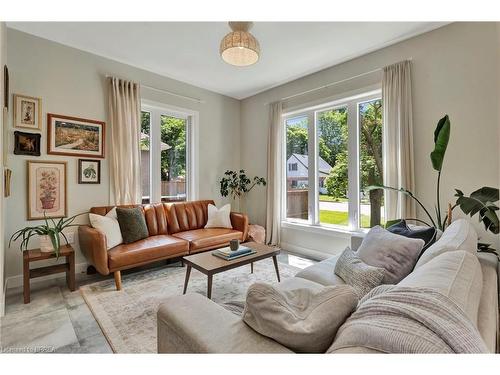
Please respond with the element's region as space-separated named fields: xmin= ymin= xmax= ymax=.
xmin=79 ymin=200 xmax=248 ymax=290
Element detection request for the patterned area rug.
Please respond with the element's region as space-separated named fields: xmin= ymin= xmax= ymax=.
xmin=80 ymin=260 xmax=299 ymax=353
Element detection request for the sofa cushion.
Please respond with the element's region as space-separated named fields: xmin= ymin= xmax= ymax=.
xmin=243 ymin=282 xmax=358 ymax=353
xmin=398 ymin=250 xmax=483 ymax=326
xmin=295 ymin=255 xmax=346 ymax=286
xmin=387 ymin=219 xmax=438 ymax=256
xmin=335 ymin=247 xmax=386 ymax=298
xmin=89 ymin=207 xmax=123 ymax=249
xmin=414 ymin=219 xmax=478 ymax=269
xmin=108 ymin=235 xmax=189 ymax=270
xmin=116 ymin=207 xmax=149 ymax=244
xmin=172 ymin=228 xmax=243 ymax=253
xmin=357 ymin=225 xmax=424 ymax=284
xmin=205 ymin=204 xmax=232 ymax=229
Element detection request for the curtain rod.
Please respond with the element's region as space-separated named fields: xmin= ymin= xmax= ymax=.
xmin=105 ymin=75 xmax=205 ymax=104
xmin=265 ymin=58 xmax=412 ymax=106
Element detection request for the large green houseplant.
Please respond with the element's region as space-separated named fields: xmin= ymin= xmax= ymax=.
xmin=9 ymin=212 xmax=86 ymax=257
xmin=219 ymin=169 xmax=266 ymax=212
xmin=369 ymin=115 xmax=499 ymax=250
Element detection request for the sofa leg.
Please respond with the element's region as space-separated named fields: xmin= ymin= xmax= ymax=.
xmin=114 ymin=271 xmax=122 ymax=291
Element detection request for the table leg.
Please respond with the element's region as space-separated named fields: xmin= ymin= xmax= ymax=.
xmin=23 ymin=257 xmax=30 ymax=304
xmin=183 ymin=264 xmax=192 ymax=294
xmin=272 ymin=256 xmax=281 ymax=282
xmin=250 ymin=262 xmax=254 ymax=274
xmin=67 ymin=252 xmax=76 ymax=292
xmin=207 ymin=274 xmax=213 ymax=299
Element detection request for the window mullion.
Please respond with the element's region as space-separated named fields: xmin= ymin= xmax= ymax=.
xmin=151 ymin=109 xmax=162 ymax=203
xmin=307 ymin=111 xmax=318 ymax=225
xmin=347 ymin=101 xmax=359 ymax=230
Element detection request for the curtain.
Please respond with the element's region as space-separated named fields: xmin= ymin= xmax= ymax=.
xmin=265 ymin=101 xmax=283 ymax=246
xmin=382 ymin=60 xmax=416 ymax=220
xmin=108 ymin=77 xmax=142 ymax=205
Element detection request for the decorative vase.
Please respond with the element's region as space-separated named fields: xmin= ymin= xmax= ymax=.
xmin=40 ymin=197 xmax=55 ymax=209
xmin=39 ymin=235 xmax=54 ymax=253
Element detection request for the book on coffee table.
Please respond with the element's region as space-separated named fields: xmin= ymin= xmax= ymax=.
xmin=212 ymin=246 xmax=256 ymax=261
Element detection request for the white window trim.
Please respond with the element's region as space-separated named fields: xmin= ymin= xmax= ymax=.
xmin=141 ymin=99 xmax=199 ymax=203
xmin=281 ymin=89 xmax=382 ymax=236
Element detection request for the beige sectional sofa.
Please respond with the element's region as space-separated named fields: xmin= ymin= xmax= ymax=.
xmin=157 ymin=219 xmax=499 ymax=353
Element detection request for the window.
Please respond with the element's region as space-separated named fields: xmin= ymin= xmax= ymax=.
xmin=283 ymin=90 xmax=383 ymax=231
xmin=289 ymin=163 xmax=298 ymax=171
xmin=141 ymin=102 xmax=197 ymax=204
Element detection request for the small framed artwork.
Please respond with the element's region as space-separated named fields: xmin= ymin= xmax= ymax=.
xmin=27 ymin=160 xmax=67 ymax=220
xmin=13 ymin=94 xmax=42 ymax=130
xmin=78 ymin=159 xmax=101 ymax=184
xmin=47 ymin=113 xmax=105 ymax=158
xmin=14 ymin=131 xmax=41 ymax=156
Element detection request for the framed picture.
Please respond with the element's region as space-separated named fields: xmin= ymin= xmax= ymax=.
xmin=13 ymin=94 xmax=42 ymax=130
xmin=78 ymin=159 xmax=101 ymax=184
xmin=47 ymin=113 xmax=105 ymax=158
xmin=27 ymin=160 xmax=67 ymax=220
xmin=4 ymin=65 xmax=9 ymax=109
xmin=14 ymin=131 xmax=41 ymax=156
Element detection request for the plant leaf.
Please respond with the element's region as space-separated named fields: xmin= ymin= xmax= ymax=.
xmin=430 ymin=115 xmax=450 ymax=172
xmin=455 ymin=186 xmax=500 ymax=234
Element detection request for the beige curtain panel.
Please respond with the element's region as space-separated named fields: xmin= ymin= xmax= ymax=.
xmin=265 ymin=101 xmax=283 ymax=246
xmin=382 ymin=60 xmax=416 ymax=220
xmin=108 ymin=77 xmax=142 ymax=205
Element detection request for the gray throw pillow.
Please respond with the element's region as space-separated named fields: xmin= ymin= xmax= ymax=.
xmin=116 ymin=207 xmax=149 ymax=244
xmin=334 ymin=247 xmax=386 ymax=298
xmin=243 ymin=282 xmax=358 ymax=353
xmin=357 ymin=226 xmax=425 ymax=284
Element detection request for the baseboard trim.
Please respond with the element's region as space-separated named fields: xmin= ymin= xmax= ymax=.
xmin=5 ymin=261 xmax=89 ymax=290
xmin=280 ymin=242 xmax=333 ymax=261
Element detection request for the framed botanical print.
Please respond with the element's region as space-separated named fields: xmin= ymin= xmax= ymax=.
xmin=27 ymin=160 xmax=67 ymax=220
xmin=14 ymin=131 xmax=41 ymax=156
xmin=13 ymin=94 xmax=42 ymax=130
xmin=47 ymin=113 xmax=105 ymax=158
xmin=78 ymin=159 xmax=101 ymax=184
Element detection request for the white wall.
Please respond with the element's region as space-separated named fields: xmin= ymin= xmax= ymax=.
xmin=241 ymin=22 xmax=500 ymax=256
xmin=4 ymin=29 xmax=241 ymax=283
xmin=0 ymin=22 xmax=6 ymax=315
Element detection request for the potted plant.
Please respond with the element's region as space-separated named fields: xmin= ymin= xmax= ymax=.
xmin=9 ymin=212 xmax=86 ymax=257
xmin=369 ymin=114 xmax=499 ymax=253
xmin=220 ymin=169 xmax=266 ymax=212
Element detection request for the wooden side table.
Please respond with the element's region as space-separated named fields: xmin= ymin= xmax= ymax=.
xmin=23 ymin=244 xmax=75 ymax=304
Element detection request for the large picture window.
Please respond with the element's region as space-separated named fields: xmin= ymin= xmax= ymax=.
xmin=283 ymin=90 xmax=383 ymax=231
xmin=141 ymin=102 xmax=197 ymax=204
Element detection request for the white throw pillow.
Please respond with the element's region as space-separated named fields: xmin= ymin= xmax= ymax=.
xmin=204 ymin=204 xmax=232 ymax=229
xmin=89 ymin=207 xmax=123 ymax=249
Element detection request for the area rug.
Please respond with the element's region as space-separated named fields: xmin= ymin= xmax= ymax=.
xmin=80 ymin=260 xmax=299 ymax=353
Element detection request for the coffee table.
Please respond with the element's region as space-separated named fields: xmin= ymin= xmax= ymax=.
xmin=182 ymin=242 xmax=281 ymax=299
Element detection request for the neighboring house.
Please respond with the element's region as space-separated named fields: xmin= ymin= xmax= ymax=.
xmin=286 ymin=153 xmax=332 ymax=194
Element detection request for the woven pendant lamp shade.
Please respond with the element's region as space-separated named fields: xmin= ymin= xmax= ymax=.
xmin=220 ymin=22 xmax=260 ymax=66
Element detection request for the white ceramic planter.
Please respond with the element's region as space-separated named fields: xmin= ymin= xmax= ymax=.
xmin=39 ymin=235 xmax=54 ymax=253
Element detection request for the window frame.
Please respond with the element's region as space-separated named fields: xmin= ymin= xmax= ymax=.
xmin=281 ymin=89 xmax=382 ymax=234
xmin=141 ymin=99 xmax=199 ymax=203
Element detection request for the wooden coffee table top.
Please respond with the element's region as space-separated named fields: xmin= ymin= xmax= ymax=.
xmin=183 ymin=242 xmax=280 ymax=274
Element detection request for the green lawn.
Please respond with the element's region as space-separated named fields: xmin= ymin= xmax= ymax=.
xmin=318 ymin=195 xmax=348 ymax=203
xmin=319 ymin=210 xmax=371 ymax=228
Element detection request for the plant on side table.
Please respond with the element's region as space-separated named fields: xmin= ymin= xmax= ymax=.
xmin=369 ymin=114 xmax=499 ymax=255
xmin=219 ymin=169 xmax=266 ymax=212
xmin=9 ymin=212 xmax=86 ymax=257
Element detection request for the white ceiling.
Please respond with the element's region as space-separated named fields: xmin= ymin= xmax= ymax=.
xmin=7 ymin=22 xmax=446 ymax=99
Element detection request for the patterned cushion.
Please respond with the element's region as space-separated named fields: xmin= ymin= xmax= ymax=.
xmin=116 ymin=207 xmax=149 ymax=244
xmin=334 ymin=247 xmax=386 ymax=298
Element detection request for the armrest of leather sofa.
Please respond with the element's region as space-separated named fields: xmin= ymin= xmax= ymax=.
xmin=78 ymin=225 xmax=109 ymax=275
xmin=157 ymin=293 xmax=292 ymax=353
xmin=230 ymin=212 xmax=249 ymax=241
